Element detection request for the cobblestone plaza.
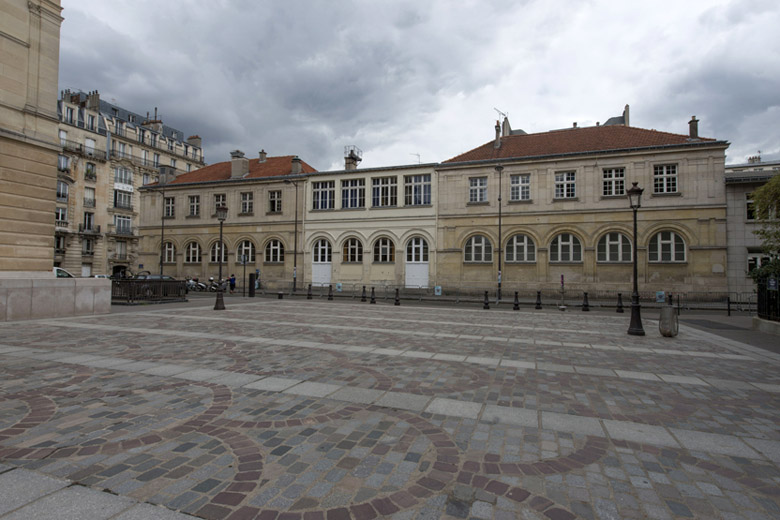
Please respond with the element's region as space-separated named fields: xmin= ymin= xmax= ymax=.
xmin=1 ymin=299 xmax=779 ymax=519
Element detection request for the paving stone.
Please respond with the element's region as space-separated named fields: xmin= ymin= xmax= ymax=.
xmin=283 ymin=381 xmax=340 ymax=397
xmin=425 ymin=398 xmax=482 ymax=419
xmin=243 ymin=376 xmax=301 ymax=392
xmin=670 ymin=429 xmax=760 ymax=459
xmin=113 ymin=503 xmax=198 ymax=519
xmin=374 ymin=392 xmax=431 ymax=412
xmin=541 ymin=411 xmax=604 ymax=437
xmin=175 ymin=368 xmax=228 ymax=381
xmin=482 ymin=405 xmax=537 ymax=427
xmin=1 ymin=485 xmax=135 ymax=520
xmin=328 ymin=387 xmax=385 ymax=405
xmin=0 ymin=468 xmax=69 ymax=515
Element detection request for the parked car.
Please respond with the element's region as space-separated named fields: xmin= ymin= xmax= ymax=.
xmin=93 ymin=274 xmax=110 ymax=279
xmin=132 ymin=274 xmax=176 ymax=281
xmin=54 ymin=267 xmax=75 ymax=278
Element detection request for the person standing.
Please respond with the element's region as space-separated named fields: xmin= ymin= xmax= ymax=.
xmin=229 ymin=274 xmax=236 ymax=294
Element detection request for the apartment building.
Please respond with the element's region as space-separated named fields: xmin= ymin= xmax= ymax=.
xmin=55 ymin=89 xmax=205 ymax=277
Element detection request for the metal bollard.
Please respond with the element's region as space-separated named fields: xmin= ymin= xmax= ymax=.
xmin=727 ymin=296 xmax=731 ymax=316
xmin=535 ymin=291 xmax=542 ymax=310
xmin=483 ymin=291 xmax=490 ymax=310
xmin=370 ymin=287 xmax=376 ymax=304
xmin=513 ymin=291 xmax=519 ymax=311
xmin=328 ymin=284 xmax=333 ymax=301
xmin=616 ymin=293 xmax=624 ymax=313
xmin=676 ymin=294 xmax=681 ymax=316
xmin=307 ymin=284 xmax=312 ymax=300
xmin=361 ymin=285 xmax=367 ymax=302
xmin=582 ymin=292 xmax=590 ymax=312
xmin=394 ymin=288 xmax=400 ymax=306
xmin=248 ymin=273 xmax=256 ymax=297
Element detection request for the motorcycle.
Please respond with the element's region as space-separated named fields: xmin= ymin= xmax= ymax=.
xmin=186 ymin=277 xmax=207 ymax=292
xmin=208 ymin=277 xmax=227 ymax=292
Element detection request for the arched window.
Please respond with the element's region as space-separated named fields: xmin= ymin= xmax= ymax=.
xmin=649 ymin=231 xmax=686 ymax=262
xmin=184 ymin=242 xmax=201 ymax=263
xmin=265 ymin=239 xmax=284 ymax=263
xmin=373 ymin=238 xmax=395 ymax=262
xmin=313 ymin=239 xmax=331 ymax=263
xmin=210 ymin=241 xmax=227 ymax=263
xmin=237 ymin=240 xmax=255 ymax=263
xmin=464 ymin=235 xmax=492 ymax=263
xmin=406 ymin=237 xmax=429 ymax=262
xmin=163 ymin=242 xmax=176 ymax=263
xmin=550 ymin=233 xmax=582 ymax=262
xmin=343 ymin=238 xmax=363 ymax=263
xmin=505 ymin=234 xmax=535 ymax=263
xmin=597 ymin=232 xmax=632 ymax=262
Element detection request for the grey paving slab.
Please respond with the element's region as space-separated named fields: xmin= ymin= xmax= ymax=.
xmin=26 ymin=351 xmax=73 ymax=361
xmin=658 ymin=374 xmax=708 ymax=386
xmin=175 ymin=368 xmax=227 ymax=382
xmin=80 ymin=357 xmax=137 ymax=369
xmin=141 ymin=364 xmax=193 ymax=377
xmin=283 ymin=381 xmax=341 ymax=398
xmin=464 ymin=356 xmax=500 ymax=367
xmin=0 ymin=469 xmax=69 ymax=516
xmin=401 ymin=351 xmax=434 ymax=359
xmin=116 ymin=361 xmax=161 ymax=372
xmin=614 ymin=370 xmax=662 ymax=381
xmin=370 ymin=348 xmax=405 ymax=356
xmin=0 ymin=346 xmax=28 ymax=354
xmin=243 ymin=376 xmax=301 ymax=392
xmin=1 ymin=485 xmax=135 ymax=520
xmin=206 ymin=372 xmax=264 ymax=387
xmin=500 ymin=359 xmax=535 ymax=369
xmin=0 ymin=464 xmax=10 ymax=473
xmin=670 ymin=429 xmax=761 ymax=459
xmin=328 ymin=387 xmax=385 ymax=405
xmin=111 ymin=503 xmax=198 ymax=519
xmin=482 ymin=405 xmax=538 ymax=428
xmin=432 ymin=353 xmax=467 ymax=362
xmin=703 ymin=377 xmax=757 ymax=390
xmin=603 ymin=419 xmax=680 ymax=448
xmin=752 ymin=382 xmax=780 ymax=393
xmin=573 ymin=366 xmax=615 ymax=377
xmin=536 ymin=362 xmax=575 ymax=373
xmin=61 ymin=354 xmax=103 ymax=364
xmin=426 ymin=398 xmax=482 ymax=419
xmin=541 ymin=411 xmax=605 ymax=437
xmin=743 ymin=438 xmax=780 ymax=463
xmin=374 ymin=391 xmax=431 ymax=412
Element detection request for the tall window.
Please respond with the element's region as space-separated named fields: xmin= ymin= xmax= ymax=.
xmin=373 ymin=238 xmax=395 ymax=262
xmin=189 ymin=195 xmax=200 ymax=216
xmin=510 ymin=175 xmax=530 ymax=201
xmin=238 ymin=240 xmax=255 ymax=263
xmin=241 ymin=192 xmax=254 ymax=214
xmin=84 ymin=187 xmax=95 ymax=207
xmin=56 ymin=181 xmax=69 ymax=202
xmin=59 ymin=129 xmax=67 ymax=146
xmin=265 ymin=240 xmax=284 ymax=263
xmin=341 ymin=179 xmax=365 ymax=209
xmin=65 ymin=107 xmax=74 ymax=124
xmin=115 ymin=240 xmax=127 ymax=258
xmin=185 ymin=242 xmax=201 ymax=263
xmin=313 ymin=239 xmax=331 ymax=262
xmin=404 ymin=175 xmax=431 ymax=205
xmin=550 ymin=233 xmax=582 ymax=262
xmin=748 ymin=253 xmax=771 ymax=273
xmin=55 ymin=207 xmax=67 ymax=223
xmin=83 ymin=212 xmax=94 ymax=231
xmin=343 ymin=238 xmax=363 ymax=262
xmin=87 ymin=114 xmax=96 ymax=131
xmin=464 ymin=235 xmax=492 ymax=263
xmin=85 ymin=162 xmax=96 ymax=180
xmin=602 ymin=168 xmax=625 ymax=196
xmin=597 ymin=232 xmax=632 ymax=262
xmin=170 ymin=158 xmax=177 ymax=169
xmin=55 ymin=235 xmax=66 ymax=252
xmin=114 ymin=190 xmax=132 ymax=209
xmin=114 ymin=215 xmax=131 ymax=234
xmin=82 ymin=238 xmax=94 ymax=255
xmin=269 ymin=190 xmax=282 ymax=213
xmin=653 ymin=164 xmax=678 ymax=193
xmin=406 ymin=237 xmax=429 ymax=262
xmin=554 ymin=172 xmax=576 ymax=199
xmin=372 ymin=177 xmax=397 ymax=207
xmin=214 ymin=194 xmax=226 ymax=214
xmin=58 ymin=155 xmax=69 ymax=171
xmin=163 ymin=242 xmax=176 ymax=263
xmin=153 ymin=153 xmax=160 ymax=167
xmin=114 ymin=167 xmax=133 ymax=185
xmin=746 ymin=193 xmax=756 ymax=220
xmin=164 ymin=197 xmax=175 ymax=217
xmin=210 ymin=241 xmax=227 ymax=263
xmin=506 ymin=234 xmax=535 ymax=262
xmin=312 ymin=181 xmax=335 ymax=210
xmin=469 ymin=177 xmax=487 ymax=203
xmin=649 ymin=231 xmax=686 ymax=262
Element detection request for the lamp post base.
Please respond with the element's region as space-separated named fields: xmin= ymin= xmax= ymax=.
xmin=628 ymin=300 xmax=645 ymax=336
xmin=214 ymin=289 xmax=226 ymax=310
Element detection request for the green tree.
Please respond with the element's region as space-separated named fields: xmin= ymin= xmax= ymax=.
xmin=750 ymin=173 xmax=780 ymax=282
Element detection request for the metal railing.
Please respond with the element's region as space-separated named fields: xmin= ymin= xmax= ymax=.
xmin=84 ymin=198 xmax=96 ymax=208
xmin=112 ymin=279 xmax=187 ymax=304
xmin=78 ymin=223 xmax=101 ymax=233
xmin=757 ymin=282 xmax=779 ymax=321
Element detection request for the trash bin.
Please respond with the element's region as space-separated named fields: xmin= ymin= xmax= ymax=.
xmin=659 ymin=306 xmax=678 ymax=337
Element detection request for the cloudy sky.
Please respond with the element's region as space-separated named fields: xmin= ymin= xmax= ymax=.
xmin=58 ymin=0 xmax=780 ymax=170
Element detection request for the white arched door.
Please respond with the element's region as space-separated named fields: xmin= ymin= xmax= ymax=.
xmin=405 ymin=237 xmax=429 ymax=288
xmin=312 ymin=239 xmax=332 ymax=286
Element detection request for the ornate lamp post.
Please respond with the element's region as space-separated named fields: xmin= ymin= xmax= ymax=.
xmin=214 ymin=205 xmax=228 ymax=311
xmin=284 ymin=179 xmax=299 ymax=292
xmin=627 ymin=182 xmax=645 ymax=336
xmin=495 ymin=164 xmax=503 ymax=301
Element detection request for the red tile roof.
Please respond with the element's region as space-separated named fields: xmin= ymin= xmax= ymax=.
xmin=444 ymin=125 xmax=723 ymax=164
xmin=168 ymin=155 xmax=316 ymax=185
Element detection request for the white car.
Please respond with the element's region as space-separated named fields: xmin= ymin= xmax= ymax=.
xmin=93 ymin=274 xmax=111 ymax=279
xmin=53 ymin=267 xmax=75 ymax=278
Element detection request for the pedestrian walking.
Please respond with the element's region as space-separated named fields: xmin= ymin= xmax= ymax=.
xmin=229 ymin=274 xmax=236 ymax=294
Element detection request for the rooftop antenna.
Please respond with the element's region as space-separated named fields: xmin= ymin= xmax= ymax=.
xmin=494 ymin=107 xmax=508 ymax=120
xmin=410 ymin=153 xmax=421 ymax=164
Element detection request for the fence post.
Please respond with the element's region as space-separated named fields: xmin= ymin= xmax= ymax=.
xmin=582 ymin=292 xmax=590 ymax=312
xmin=676 ymin=294 xmax=681 ymax=316
xmin=483 ymin=291 xmax=490 ymax=310
xmin=361 ymin=285 xmax=367 ymax=302
xmin=394 ymin=288 xmax=400 ymax=306
xmin=616 ymin=293 xmax=624 ymax=313
xmin=727 ymin=295 xmax=731 ymax=316
xmin=370 ymin=287 xmax=376 ymax=304
xmin=328 ymin=285 xmax=333 ymax=301
xmin=513 ymin=291 xmax=519 ymax=311
xmin=535 ymin=291 xmax=542 ymax=310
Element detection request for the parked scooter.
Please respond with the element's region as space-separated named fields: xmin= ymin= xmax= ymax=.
xmin=208 ymin=277 xmax=227 ymax=292
xmin=186 ymin=277 xmax=207 ymax=292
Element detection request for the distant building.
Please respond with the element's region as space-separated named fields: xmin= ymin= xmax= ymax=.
xmin=724 ymin=156 xmax=780 ymax=295
xmin=55 ymin=89 xmax=206 ymax=277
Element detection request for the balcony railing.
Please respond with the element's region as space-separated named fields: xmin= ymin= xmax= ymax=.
xmin=62 ymin=139 xmax=106 ymax=161
xmin=84 ymin=198 xmax=96 ymax=208
xmin=109 ymin=224 xmax=134 ymax=236
xmin=82 ymin=250 xmax=94 ymax=256
xmin=56 ymin=195 xmax=68 ymax=203
xmin=54 ymin=248 xmax=65 ymax=255
xmin=55 ymin=220 xmax=68 ymax=228
xmin=114 ymin=201 xmax=133 ymax=210
xmin=85 ymin=172 xmax=97 ymax=181
xmin=111 ymin=253 xmax=128 ymax=261
xmin=78 ymin=224 xmax=101 ymax=234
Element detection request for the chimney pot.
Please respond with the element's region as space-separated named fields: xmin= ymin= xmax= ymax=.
xmin=291 ymin=156 xmax=302 ymax=175
xmin=230 ymin=150 xmax=249 ymax=178
xmin=688 ymin=116 xmax=699 ymax=139
xmin=259 ymin=149 xmax=267 ymax=162
xmin=573 ymin=122 xmax=577 ymax=128
xmin=494 ymin=121 xmax=501 ymax=149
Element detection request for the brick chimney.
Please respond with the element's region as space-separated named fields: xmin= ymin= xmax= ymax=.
xmin=86 ymin=90 xmax=100 ymax=111
xmin=493 ymin=121 xmax=501 ymax=149
xmin=230 ymin=150 xmax=249 ymax=178
xmin=688 ymin=116 xmax=699 ymax=139
xmin=186 ymin=135 xmax=202 ymax=148
xmin=291 ymin=156 xmax=302 ymax=175
xmin=259 ymin=149 xmax=267 ymax=163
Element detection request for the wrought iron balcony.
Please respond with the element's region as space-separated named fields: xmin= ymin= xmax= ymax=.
xmin=84 ymin=198 xmax=96 ymax=208
xmin=78 ymin=224 xmax=101 ymax=234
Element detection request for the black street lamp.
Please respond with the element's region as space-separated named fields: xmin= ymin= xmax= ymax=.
xmin=495 ymin=164 xmax=503 ymax=301
xmin=627 ymin=182 xmax=645 ymax=336
xmin=214 ymin=205 xmax=228 ymax=311
xmin=284 ymin=179 xmax=299 ymax=292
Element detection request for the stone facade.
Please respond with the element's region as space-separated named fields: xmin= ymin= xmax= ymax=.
xmin=724 ymin=158 xmax=780 ymax=296
xmin=54 ymin=90 xmax=206 ymax=277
